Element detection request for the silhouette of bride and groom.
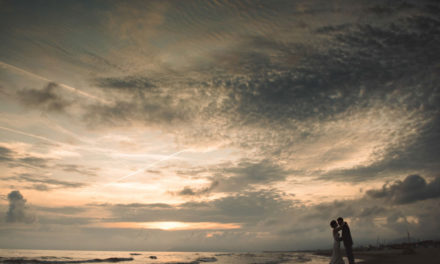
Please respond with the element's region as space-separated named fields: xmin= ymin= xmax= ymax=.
xmin=329 ymin=217 xmax=355 ymax=264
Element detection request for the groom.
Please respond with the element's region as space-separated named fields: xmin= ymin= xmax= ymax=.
xmin=337 ymin=217 xmax=355 ymax=264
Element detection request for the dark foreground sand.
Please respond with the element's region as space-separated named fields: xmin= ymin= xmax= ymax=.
xmin=355 ymin=248 xmax=440 ymax=264
xmin=314 ymin=247 xmax=440 ymax=264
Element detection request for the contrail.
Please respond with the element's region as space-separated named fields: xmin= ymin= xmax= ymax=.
xmin=0 ymin=61 xmax=110 ymax=104
xmin=0 ymin=125 xmax=191 ymax=189
xmin=0 ymin=122 xmax=180 ymax=161
xmin=0 ymin=122 xmax=126 ymax=156
xmin=0 ymin=125 xmax=66 ymax=146
xmin=97 ymin=149 xmax=191 ymax=190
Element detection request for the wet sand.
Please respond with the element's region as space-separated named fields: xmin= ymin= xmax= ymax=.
xmin=314 ymin=247 xmax=440 ymax=264
xmin=355 ymin=248 xmax=440 ymax=264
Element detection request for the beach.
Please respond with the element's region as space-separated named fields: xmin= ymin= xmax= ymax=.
xmin=315 ymin=247 xmax=440 ymax=264
xmin=355 ymin=248 xmax=440 ymax=264
xmin=0 ymin=249 xmax=331 ymax=264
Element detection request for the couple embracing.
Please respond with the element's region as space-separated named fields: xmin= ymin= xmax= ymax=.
xmin=329 ymin=217 xmax=355 ymax=264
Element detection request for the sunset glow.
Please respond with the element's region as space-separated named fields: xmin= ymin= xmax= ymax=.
xmin=1 ymin=0 xmax=439 ymax=252
xmin=96 ymin=222 xmax=241 ymax=231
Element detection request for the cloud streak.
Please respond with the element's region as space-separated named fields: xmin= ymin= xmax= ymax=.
xmin=0 ymin=61 xmax=110 ymax=104
xmin=4 ymin=173 xmax=86 ymax=191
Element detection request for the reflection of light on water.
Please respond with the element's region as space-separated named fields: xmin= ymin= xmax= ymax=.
xmin=0 ymin=249 xmax=332 ymax=264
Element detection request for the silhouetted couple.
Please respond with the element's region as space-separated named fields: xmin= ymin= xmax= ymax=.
xmin=329 ymin=217 xmax=355 ymax=264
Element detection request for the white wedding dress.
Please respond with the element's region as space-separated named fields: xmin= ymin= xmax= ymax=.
xmin=329 ymin=229 xmax=345 ymax=264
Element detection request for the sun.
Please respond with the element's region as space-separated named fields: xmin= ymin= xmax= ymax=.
xmin=142 ymin=221 xmax=188 ymax=230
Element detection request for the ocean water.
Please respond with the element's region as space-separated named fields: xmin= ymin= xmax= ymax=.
xmin=0 ymin=249 xmax=331 ymax=264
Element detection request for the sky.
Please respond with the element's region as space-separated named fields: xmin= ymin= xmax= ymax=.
xmin=0 ymin=0 xmax=439 ymax=251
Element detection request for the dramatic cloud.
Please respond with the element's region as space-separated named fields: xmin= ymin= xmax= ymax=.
xmin=6 ymin=190 xmax=35 ymax=223
xmin=0 ymin=0 xmax=439 ymax=251
xmin=212 ymin=159 xmax=291 ymax=192
xmin=320 ymin=116 xmax=440 ymax=182
xmin=75 ymin=5 xmax=440 ymax=176
xmin=83 ymin=94 xmax=193 ymax=128
xmin=16 ymin=82 xmax=71 ymax=113
xmin=95 ymin=76 xmax=157 ymax=93
xmin=366 ymin=174 xmax=440 ymax=204
xmin=175 ymin=159 xmax=291 ymax=196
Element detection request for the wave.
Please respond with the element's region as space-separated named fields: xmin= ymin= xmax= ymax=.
xmin=195 ymin=257 xmax=217 ymax=263
xmin=0 ymin=257 xmax=134 ymax=264
xmin=164 ymin=256 xmax=217 ymax=264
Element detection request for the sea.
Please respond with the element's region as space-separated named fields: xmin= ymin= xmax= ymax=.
xmin=0 ymin=249 xmax=331 ymax=264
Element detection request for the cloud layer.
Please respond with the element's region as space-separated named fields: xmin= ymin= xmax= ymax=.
xmin=0 ymin=0 xmax=439 ymax=251
xmin=367 ymin=175 xmax=440 ymax=204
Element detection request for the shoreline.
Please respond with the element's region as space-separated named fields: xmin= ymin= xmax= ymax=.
xmin=313 ymin=247 xmax=440 ymax=264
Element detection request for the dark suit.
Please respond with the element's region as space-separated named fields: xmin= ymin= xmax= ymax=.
xmin=341 ymin=222 xmax=355 ymax=264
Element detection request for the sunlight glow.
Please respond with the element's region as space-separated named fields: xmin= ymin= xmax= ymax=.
xmin=96 ymin=221 xmax=241 ymax=230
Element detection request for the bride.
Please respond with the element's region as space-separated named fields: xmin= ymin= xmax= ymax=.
xmin=329 ymin=220 xmax=345 ymax=264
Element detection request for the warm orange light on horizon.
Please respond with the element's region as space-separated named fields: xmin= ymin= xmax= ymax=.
xmin=93 ymin=221 xmax=241 ymax=230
